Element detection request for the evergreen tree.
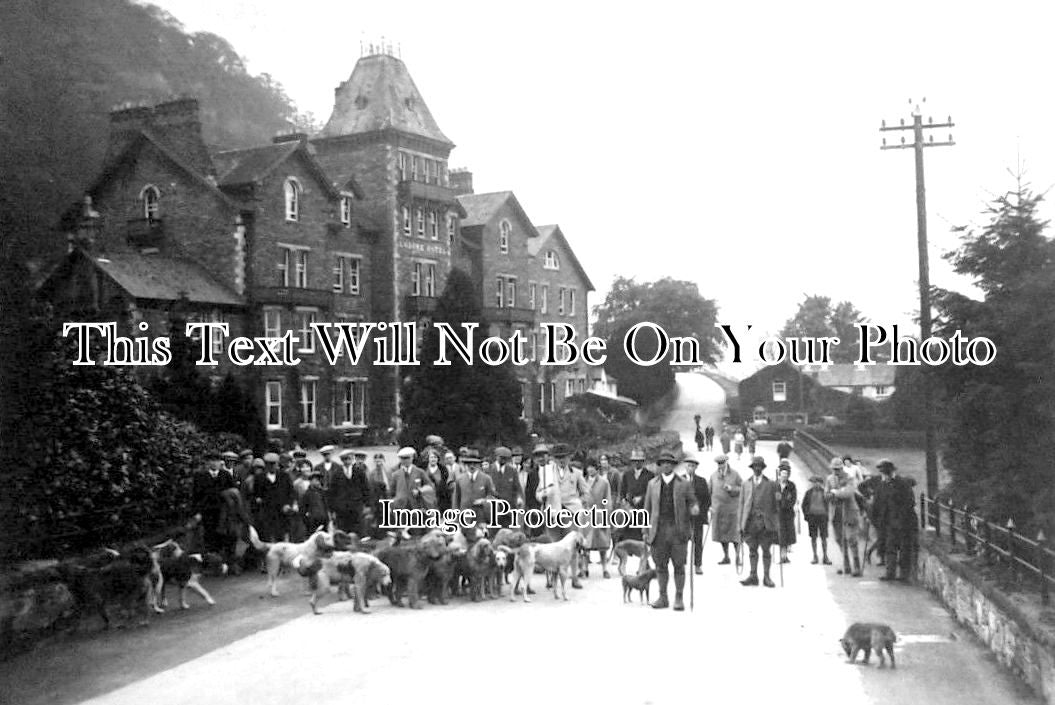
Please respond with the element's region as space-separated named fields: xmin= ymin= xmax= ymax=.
xmin=400 ymin=269 xmax=525 ymax=450
xmin=932 ymin=183 xmax=1055 ymax=532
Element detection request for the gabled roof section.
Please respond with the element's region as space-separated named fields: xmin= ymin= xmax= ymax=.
xmin=808 ymin=363 xmax=896 ymax=387
xmin=457 ymin=191 xmax=538 ymax=236
xmin=212 ymin=141 xmax=350 ymax=199
xmin=87 ymin=129 xmax=238 ymax=209
xmin=531 ymin=224 xmax=595 ymax=292
xmin=320 ymin=53 xmax=453 ymax=147
xmin=91 ymin=250 xmax=244 ymax=306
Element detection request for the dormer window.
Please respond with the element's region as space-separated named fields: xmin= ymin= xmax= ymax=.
xmin=499 ymin=220 xmax=511 ymax=254
xmin=141 ymin=185 xmax=160 ymax=220
xmin=284 ymin=178 xmax=300 ymax=222
xmin=544 ymin=250 xmax=560 ymax=270
xmin=340 ymin=196 xmax=352 ymax=227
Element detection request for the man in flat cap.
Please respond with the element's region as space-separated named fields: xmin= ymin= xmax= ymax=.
xmin=825 ymin=456 xmax=862 ymax=577
xmin=251 ymin=452 xmax=295 ymax=542
xmin=488 ymin=446 xmax=523 ymax=528
xmin=314 ymin=445 xmax=339 ymax=491
xmin=644 ymin=451 xmax=700 ymax=609
xmin=738 ymin=455 xmax=779 ymax=587
xmin=329 ymin=449 xmax=369 ymax=534
xmin=708 ymin=453 xmax=742 ymax=565
xmin=873 ymin=459 xmax=917 ymax=582
xmin=390 ymin=447 xmax=436 ymax=522
xmin=620 ymin=448 xmax=653 ymax=541
xmin=235 ymin=449 xmax=255 ymax=488
xmin=192 ymin=450 xmax=236 ymax=559
xmin=221 ymin=450 xmax=239 ymax=477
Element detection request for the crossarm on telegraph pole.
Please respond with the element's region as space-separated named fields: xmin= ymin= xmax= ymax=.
xmin=878 ymin=99 xmax=955 ymax=503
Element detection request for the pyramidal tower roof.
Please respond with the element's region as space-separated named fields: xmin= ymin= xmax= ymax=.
xmin=320 ymin=49 xmax=453 ymax=147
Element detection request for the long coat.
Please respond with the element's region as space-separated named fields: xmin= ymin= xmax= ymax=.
xmin=825 ymin=470 xmax=860 ymax=541
xmin=689 ymin=473 xmax=712 ymax=525
xmin=426 ymin=465 xmax=454 ymax=512
xmin=873 ymin=475 xmax=917 ymax=534
xmin=776 ymin=479 xmax=797 ymax=546
xmin=389 ymin=464 xmax=437 ymax=510
xmin=488 ymin=463 xmax=523 ymax=508
xmin=643 ymin=474 xmax=699 ymax=544
xmin=453 ymin=470 xmax=496 ymax=524
xmin=738 ymin=474 xmax=779 ymax=534
xmin=583 ymin=474 xmax=612 ymax=550
xmin=328 ymin=463 xmax=369 ymax=532
xmin=252 ymin=471 xmax=295 ymax=542
xmin=708 ymin=466 xmax=743 ymax=542
xmin=621 ymin=468 xmax=653 ymax=510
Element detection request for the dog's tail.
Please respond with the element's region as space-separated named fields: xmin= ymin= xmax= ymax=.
xmin=247 ymin=525 xmax=271 ymax=551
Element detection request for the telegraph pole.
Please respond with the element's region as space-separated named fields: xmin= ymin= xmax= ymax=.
xmin=879 ymin=99 xmax=954 ymax=501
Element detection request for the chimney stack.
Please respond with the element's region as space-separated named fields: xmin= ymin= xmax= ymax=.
xmin=106 ymin=98 xmax=214 ymax=176
xmin=449 ymin=168 xmax=473 ymax=195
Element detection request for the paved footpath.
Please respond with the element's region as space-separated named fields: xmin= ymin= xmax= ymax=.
xmin=0 ymin=373 xmax=1040 ymax=704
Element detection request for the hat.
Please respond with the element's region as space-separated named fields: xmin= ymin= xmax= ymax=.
xmin=319 ymin=445 xmax=336 ymax=455
xmin=292 ymin=449 xmax=307 ymax=458
xmin=748 ymin=455 xmax=767 ymax=469
xmin=511 ymin=446 xmax=524 ymax=457
xmin=339 ymin=449 xmax=355 ymax=459
xmin=829 ymin=457 xmax=843 ymax=470
xmin=205 ymin=449 xmax=221 ymax=461
xmin=239 ymin=449 xmax=253 ymax=459
xmin=397 ymin=447 xmax=417 ymax=459
xmin=252 ymin=458 xmax=265 ymax=468
xmin=629 ymin=448 xmax=645 ymax=461
xmin=714 ymin=453 xmax=729 ymax=463
xmin=809 ymin=475 xmax=824 ymax=484
xmin=551 ymin=443 xmax=571 ymax=458
xmin=682 ymin=451 xmax=700 ymax=465
xmin=656 ymin=451 xmax=678 ymax=465
xmin=494 ymin=446 xmax=512 ymax=460
xmin=460 ymin=448 xmax=482 ymax=464
xmin=778 ymin=459 xmax=791 ymax=468
xmin=279 ymin=452 xmax=292 ymax=463
xmin=221 ymin=451 xmax=238 ymax=460
xmin=876 ymin=458 xmax=896 ymax=472
xmin=532 ymin=443 xmax=550 ymax=455
xmin=425 ymin=434 xmax=444 ymax=446
xmin=354 ymin=451 xmax=367 ymax=459
xmin=263 ymin=452 xmax=279 ymax=464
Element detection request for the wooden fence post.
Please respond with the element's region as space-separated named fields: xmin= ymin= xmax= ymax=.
xmin=1006 ymin=518 xmax=1016 ymax=581
xmin=1038 ymin=530 xmax=1050 ymax=606
xmin=964 ymin=506 xmax=974 ymax=554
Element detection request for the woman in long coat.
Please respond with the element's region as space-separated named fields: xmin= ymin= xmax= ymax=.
xmin=776 ymin=464 xmax=797 ymax=563
xmin=583 ymin=458 xmax=612 ymax=578
xmin=708 ymin=454 xmax=742 ymax=564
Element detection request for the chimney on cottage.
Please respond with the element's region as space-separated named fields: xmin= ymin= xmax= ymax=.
xmin=106 ymin=97 xmax=215 ymax=176
xmin=449 ymin=168 xmax=473 ymax=195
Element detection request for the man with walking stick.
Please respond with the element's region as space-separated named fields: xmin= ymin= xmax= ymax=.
xmin=644 ymin=451 xmax=700 ymax=610
xmin=738 ymin=456 xmax=779 ymax=588
xmin=683 ymin=451 xmax=712 ymax=576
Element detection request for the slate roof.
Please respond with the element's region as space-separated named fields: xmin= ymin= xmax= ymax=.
xmin=319 ymin=54 xmax=453 ymax=146
xmin=809 ymin=363 xmax=896 ymax=387
xmin=213 ymin=142 xmax=300 ymax=187
xmin=458 ymin=191 xmax=517 ymax=228
xmin=92 ymin=251 xmax=243 ymax=306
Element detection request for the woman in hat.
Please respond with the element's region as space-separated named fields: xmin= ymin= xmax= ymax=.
xmin=582 ymin=457 xmax=612 ymax=578
xmin=775 ymin=461 xmax=797 ymax=563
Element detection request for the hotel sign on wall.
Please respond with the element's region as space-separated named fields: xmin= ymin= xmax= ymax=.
xmin=398 ymin=238 xmax=449 ymax=257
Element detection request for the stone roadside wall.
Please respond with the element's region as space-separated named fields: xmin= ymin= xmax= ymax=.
xmin=919 ymin=537 xmax=1055 ymax=705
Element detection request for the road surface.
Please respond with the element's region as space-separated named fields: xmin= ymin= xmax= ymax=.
xmin=0 ymin=373 xmax=1038 ymax=705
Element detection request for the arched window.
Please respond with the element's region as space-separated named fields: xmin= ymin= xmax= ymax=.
xmin=544 ymin=250 xmax=560 ymax=270
xmin=140 ymin=185 xmax=160 ymax=220
xmin=499 ymin=220 xmax=511 ymax=253
xmin=340 ymin=196 xmax=352 ymax=226
xmin=284 ymin=178 xmax=300 ymax=222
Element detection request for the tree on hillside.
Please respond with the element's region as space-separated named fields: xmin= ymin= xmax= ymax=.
xmin=592 ymin=277 xmax=722 ymax=406
xmin=780 ymin=294 xmax=878 ymax=363
xmin=932 ymin=183 xmax=1055 ymax=532
xmin=400 ymin=269 xmax=526 ymax=450
xmin=0 ymin=0 xmax=310 ymax=267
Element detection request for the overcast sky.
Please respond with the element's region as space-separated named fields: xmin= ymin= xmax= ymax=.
xmin=148 ymin=0 xmax=1055 ymax=343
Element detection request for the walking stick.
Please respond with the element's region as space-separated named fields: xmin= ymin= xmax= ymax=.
xmin=775 ymin=513 xmax=785 ymax=587
xmin=688 ymin=530 xmax=694 ymax=611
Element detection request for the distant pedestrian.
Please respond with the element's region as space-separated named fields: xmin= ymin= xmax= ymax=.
xmin=705 ymin=425 xmax=715 ymax=451
xmin=776 ymin=437 xmax=793 ymax=460
xmin=719 ymin=428 xmax=731 ymax=455
xmin=801 ymin=476 xmax=831 ymax=564
xmin=776 ymin=460 xmax=797 ymax=563
xmin=733 ymin=430 xmax=745 ymax=460
xmin=746 ymin=427 xmax=758 ymax=455
xmin=708 ymin=453 xmax=742 ymax=564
